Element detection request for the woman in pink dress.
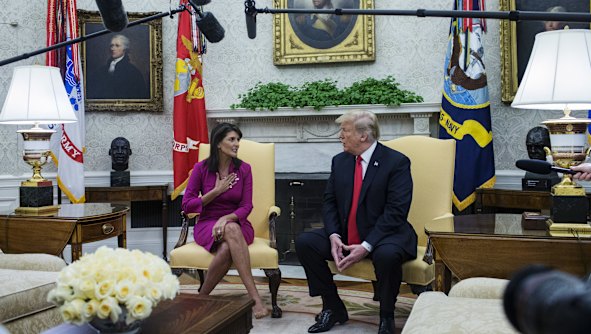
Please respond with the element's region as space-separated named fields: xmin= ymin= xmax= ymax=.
xmin=181 ymin=123 xmax=269 ymax=319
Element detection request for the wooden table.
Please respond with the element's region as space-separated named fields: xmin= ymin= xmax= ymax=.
xmin=0 ymin=203 xmax=128 ymax=261
xmin=85 ymin=184 xmax=169 ymax=259
xmin=425 ymin=214 xmax=591 ymax=293
xmin=475 ymin=185 xmax=591 ymax=214
xmin=41 ymin=294 xmax=254 ymax=334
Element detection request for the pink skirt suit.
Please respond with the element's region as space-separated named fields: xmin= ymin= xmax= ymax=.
xmin=181 ymin=160 xmax=255 ymax=252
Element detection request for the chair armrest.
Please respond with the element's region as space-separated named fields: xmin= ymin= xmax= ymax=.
xmin=268 ymin=206 xmax=281 ymax=249
xmin=432 ymin=213 xmax=454 ymax=221
xmin=174 ymin=212 xmax=199 ymax=249
xmin=423 ymin=213 xmax=454 ymax=264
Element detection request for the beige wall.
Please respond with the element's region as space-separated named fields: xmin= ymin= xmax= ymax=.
xmin=0 ymin=0 xmax=569 ymax=179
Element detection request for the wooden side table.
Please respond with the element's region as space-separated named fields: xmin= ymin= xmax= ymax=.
xmin=0 ymin=204 xmax=129 ymax=261
xmin=425 ymin=214 xmax=591 ymax=293
xmin=85 ymin=185 xmax=169 ymax=259
xmin=41 ymin=294 xmax=254 ymax=334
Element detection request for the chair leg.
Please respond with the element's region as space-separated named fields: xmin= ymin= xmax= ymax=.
xmin=264 ymin=268 xmax=283 ymax=318
xmin=410 ymin=283 xmax=433 ymax=295
xmin=371 ymin=281 xmax=379 ymax=301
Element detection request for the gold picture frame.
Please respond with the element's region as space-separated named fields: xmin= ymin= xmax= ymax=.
xmin=78 ymin=10 xmax=163 ymax=112
xmin=500 ymin=0 xmax=590 ymax=102
xmin=273 ymin=0 xmax=375 ymax=65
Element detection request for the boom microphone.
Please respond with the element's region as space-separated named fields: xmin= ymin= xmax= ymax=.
xmin=245 ymin=0 xmax=257 ymax=39
xmin=196 ymin=11 xmax=225 ymax=43
xmin=95 ymin=0 xmax=128 ymax=32
xmin=515 ymin=159 xmax=576 ymax=175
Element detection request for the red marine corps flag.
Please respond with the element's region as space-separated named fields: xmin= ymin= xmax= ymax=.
xmin=171 ymin=0 xmax=209 ymax=200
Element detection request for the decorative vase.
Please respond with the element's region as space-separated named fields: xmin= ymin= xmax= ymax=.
xmin=88 ymin=307 xmax=142 ymax=334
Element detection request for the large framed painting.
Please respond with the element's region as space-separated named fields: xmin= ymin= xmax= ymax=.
xmin=273 ymin=0 xmax=375 ymax=65
xmin=500 ymin=0 xmax=590 ymax=102
xmin=78 ymin=10 xmax=163 ymax=112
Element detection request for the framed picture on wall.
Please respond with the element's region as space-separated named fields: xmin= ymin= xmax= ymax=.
xmin=273 ymin=0 xmax=375 ymax=65
xmin=78 ymin=10 xmax=163 ymax=112
xmin=500 ymin=0 xmax=590 ymax=102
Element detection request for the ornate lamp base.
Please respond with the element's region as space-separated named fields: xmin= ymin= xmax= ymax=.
xmin=16 ymin=182 xmax=58 ymax=215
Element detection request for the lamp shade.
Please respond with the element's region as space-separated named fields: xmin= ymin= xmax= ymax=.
xmin=0 ymin=65 xmax=78 ymax=124
xmin=511 ymin=29 xmax=591 ymax=111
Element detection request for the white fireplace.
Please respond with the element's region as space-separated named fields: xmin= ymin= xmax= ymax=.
xmin=207 ymin=103 xmax=440 ymax=174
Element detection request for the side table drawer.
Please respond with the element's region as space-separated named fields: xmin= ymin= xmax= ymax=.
xmin=80 ymin=218 xmax=124 ymax=242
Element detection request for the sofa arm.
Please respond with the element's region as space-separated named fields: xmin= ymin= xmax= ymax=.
xmin=449 ymin=277 xmax=509 ymax=299
xmin=0 ymin=253 xmax=66 ymax=272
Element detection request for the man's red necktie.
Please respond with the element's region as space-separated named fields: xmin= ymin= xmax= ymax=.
xmin=347 ymin=156 xmax=362 ymax=245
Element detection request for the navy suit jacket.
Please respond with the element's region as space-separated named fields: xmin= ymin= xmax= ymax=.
xmin=322 ymin=142 xmax=417 ymax=258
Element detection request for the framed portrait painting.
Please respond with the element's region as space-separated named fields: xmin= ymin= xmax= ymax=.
xmin=500 ymin=0 xmax=590 ymax=102
xmin=78 ymin=10 xmax=163 ymax=112
xmin=273 ymin=0 xmax=375 ymax=65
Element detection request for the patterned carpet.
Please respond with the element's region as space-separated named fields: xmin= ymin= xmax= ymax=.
xmin=180 ymin=281 xmax=416 ymax=333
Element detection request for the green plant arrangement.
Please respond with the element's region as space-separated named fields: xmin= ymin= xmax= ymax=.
xmin=230 ymin=76 xmax=424 ymax=111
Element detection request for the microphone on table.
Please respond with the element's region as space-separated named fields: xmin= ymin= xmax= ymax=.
xmin=245 ymin=0 xmax=257 ymax=39
xmin=515 ymin=159 xmax=576 ymax=175
xmin=95 ymin=0 xmax=128 ymax=32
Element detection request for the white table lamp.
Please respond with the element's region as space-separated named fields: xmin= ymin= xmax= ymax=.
xmin=0 ymin=65 xmax=78 ymax=213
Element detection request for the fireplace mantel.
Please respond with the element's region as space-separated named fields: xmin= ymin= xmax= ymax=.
xmin=206 ymin=103 xmax=441 ymax=174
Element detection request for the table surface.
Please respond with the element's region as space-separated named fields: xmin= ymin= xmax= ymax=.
xmin=42 ymin=294 xmax=254 ymax=334
xmin=425 ymin=214 xmax=591 ymax=292
xmin=1 ymin=203 xmax=128 ymax=218
xmin=425 ymin=213 xmax=591 ymax=239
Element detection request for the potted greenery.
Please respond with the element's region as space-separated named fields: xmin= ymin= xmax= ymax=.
xmin=230 ymin=76 xmax=424 ymax=111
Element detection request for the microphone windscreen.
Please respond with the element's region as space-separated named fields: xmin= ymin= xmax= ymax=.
xmin=246 ymin=12 xmax=256 ymax=39
xmin=196 ymin=12 xmax=225 ymax=43
xmin=95 ymin=0 xmax=128 ymax=32
xmin=515 ymin=159 xmax=553 ymax=174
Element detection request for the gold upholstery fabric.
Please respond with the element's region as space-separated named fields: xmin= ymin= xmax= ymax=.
xmin=170 ymin=139 xmax=280 ymax=269
xmin=170 ymin=237 xmax=279 ymax=269
xmin=0 ymin=253 xmax=66 ymax=272
xmin=0 ymin=269 xmax=58 ymax=323
xmin=329 ymin=136 xmax=456 ymax=286
xmin=402 ymin=278 xmax=515 ymax=334
xmin=0 ymin=253 xmax=65 ymax=331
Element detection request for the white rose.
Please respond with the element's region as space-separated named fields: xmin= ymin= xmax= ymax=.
xmin=160 ymin=275 xmax=180 ymax=299
xmin=126 ymin=296 xmax=153 ymax=322
xmin=97 ymin=297 xmax=122 ymax=323
xmin=48 ymin=284 xmax=75 ymax=304
xmin=115 ymin=279 xmax=134 ymax=303
xmin=60 ymin=298 xmax=85 ymax=325
xmin=74 ymin=278 xmax=96 ymax=300
xmin=95 ymin=279 xmax=115 ymax=299
xmin=146 ymin=283 xmax=162 ymax=303
xmin=82 ymin=300 xmax=100 ymax=322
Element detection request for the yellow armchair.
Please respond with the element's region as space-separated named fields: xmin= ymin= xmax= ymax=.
xmin=170 ymin=140 xmax=283 ymax=318
xmin=328 ymin=136 xmax=456 ymax=295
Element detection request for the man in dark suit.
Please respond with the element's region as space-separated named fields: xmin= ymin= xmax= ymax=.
xmin=296 ymin=110 xmax=417 ymax=334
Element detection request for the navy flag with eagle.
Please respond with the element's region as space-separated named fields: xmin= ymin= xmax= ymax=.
xmin=439 ymin=0 xmax=495 ymax=211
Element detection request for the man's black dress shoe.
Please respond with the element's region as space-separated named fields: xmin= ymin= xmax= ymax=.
xmin=308 ymin=309 xmax=349 ymax=333
xmin=378 ymin=317 xmax=394 ymax=334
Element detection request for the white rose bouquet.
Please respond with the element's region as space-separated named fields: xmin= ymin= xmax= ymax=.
xmin=47 ymin=246 xmax=179 ymax=326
